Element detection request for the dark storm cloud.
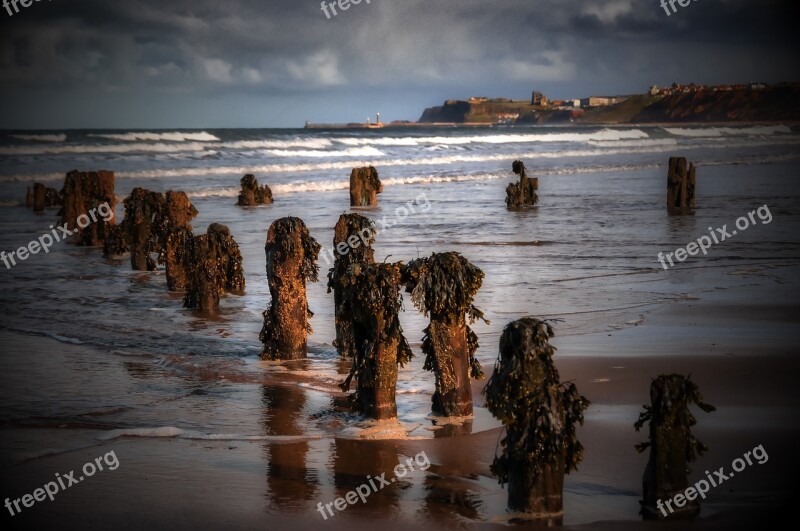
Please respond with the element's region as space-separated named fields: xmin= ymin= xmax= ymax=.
xmin=0 ymin=0 xmax=797 ymax=127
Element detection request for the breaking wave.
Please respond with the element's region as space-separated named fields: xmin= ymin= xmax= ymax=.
xmin=88 ymin=131 xmax=221 ymax=142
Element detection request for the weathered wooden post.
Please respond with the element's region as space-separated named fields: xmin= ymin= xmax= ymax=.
xmin=58 ymin=170 xmax=116 ymax=246
xmin=483 ymin=318 xmax=589 ymax=521
xmin=403 ymin=252 xmax=487 ymax=416
xmin=124 ymin=188 xmax=165 ymax=271
xmin=339 ymin=262 xmax=413 ymax=420
xmin=102 ymin=223 xmax=129 ymax=259
xmin=260 ymin=217 xmax=321 ymax=360
xmin=183 ymin=223 xmax=245 ymax=312
xmin=349 ymin=166 xmax=383 ymax=207
xmin=327 ymin=214 xmax=377 ymax=358
xmin=30 ymin=183 xmax=62 ymax=211
xmin=159 ymin=191 xmax=198 ymax=291
xmin=183 ymin=234 xmax=218 ymax=311
xmin=207 ymin=223 xmax=246 ymax=296
xmin=506 ymin=160 xmax=538 ymax=208
xmin=237 ymin=174 xmax=273 ymax=206
xmin=667 ymin=157 xmax=697 ymax=214
xmin=32 ymin=183 xmax=46 ymax=212
xmin=635 ymin=374 xmax=715 ymax=520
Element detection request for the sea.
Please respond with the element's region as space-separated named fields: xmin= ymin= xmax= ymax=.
xmin=0 ymin=124 xmax=798 ymax=525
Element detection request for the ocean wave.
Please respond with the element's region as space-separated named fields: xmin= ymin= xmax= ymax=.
xmin=0 ymin=137 xmax=335 ymax=156
xmin=0 ymin=141 xmax=212 ymax=156
xmin=221 ymin=138 xmax=334 ymax=150
xmin=187 ymin=165 xmax=664 ymax=197
xmin=334 ymin=128 xmax=650 ymax=147
xmin=9 ymin=133 xmax=67 ymax=142
xmin=663 ymin=125 xmax=792 ymax=137
xmin=588 ymin=138 xmax=678 ymax=148
xmin=103 ymin=142 xmax=757 ymax=178
xmin=266 ymin=146 xmax=385 ymax=158
xmin=88 ymin=131 xmax=220 ymax=142
xmin=3 ymin=138 xmax=798 ymax=184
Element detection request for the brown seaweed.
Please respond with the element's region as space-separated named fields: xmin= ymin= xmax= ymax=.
xmin=349 ymin=166 xmax=383 ymax=207
xmin=483 ymin=318 xmax=589 ymax=516
xmin=635 ymin=374 xmax=715 ymax=519
xmin=260 ymin=217 xmax=321 ymax=360
xmin=403 ymin=252 xmax=487 ymax=416
xmin=58 ymin=170 xmax=116 ymax=246
xmin=505 ymin=160 xmax=539 ymax=208
xmin=326 ymin=213 xmax=377 ymax=358
xmin=237 ymin=174 xmax=274 ymax=206
xmin=183 ymin=223 xmax=245 ymax=312
xmin=338 ymin=262 xmax=413 ymax=419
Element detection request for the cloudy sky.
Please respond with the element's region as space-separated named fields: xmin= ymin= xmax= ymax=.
xmin=0 ymin=0 xmax=797 ymax=129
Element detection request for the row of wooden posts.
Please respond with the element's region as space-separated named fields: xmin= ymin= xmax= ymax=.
xmin=25 ymin=158 xmax=706 ymax=521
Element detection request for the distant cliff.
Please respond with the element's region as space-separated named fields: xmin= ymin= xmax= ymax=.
xmin=418 ymin=85 xmax=800 ymax=125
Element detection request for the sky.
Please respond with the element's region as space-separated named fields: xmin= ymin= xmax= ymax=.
xmin=0 ymin=0 xmax=798 ymax=129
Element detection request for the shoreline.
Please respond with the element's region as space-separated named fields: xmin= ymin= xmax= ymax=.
xmin=2 ymin=281 xmax=798 ymax=529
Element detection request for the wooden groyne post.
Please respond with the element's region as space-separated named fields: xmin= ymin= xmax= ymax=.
xmin=506 ymin=160 xmax=539 ymax=208
xmin=403 ymin=252 xmax=487 ymax=416
xmin=237 ymin=174 xmax=273 ymax=206
xmin=327 ymin=213 xmax=377 ymax=358
xmin=349 ymin=166 xmax=383 ymax=207
xmin=635 ymin=374 xmax=715 ymax=520
xmin=483 ymin=318 xmax=589 ymax=521
xmin=183 ymin=223 xmax=245 ymax=312
xmin=339 ymin=262 xmax=413 ymax=420
xmin=159 ymin=191 xmax=198 ymax=291
xmin=667 ymin=157 xmax=697 ymax=214
xmin=58 ymin=170 xmax=116 ymax=246
xmin=260 ymin=217 xmax=321 ymax=360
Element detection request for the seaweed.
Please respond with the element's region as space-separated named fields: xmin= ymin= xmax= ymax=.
xmin=505 ymin=160 xmax=539 ymax=208
xmin=260 ymin=217 xmax=321 ymax=360
xmin=237 ymin=174 xmax=273 ymax=206
xmin=403 ymin=252 xmax=487 ymax=415
xmin=183 ymin=223 xmax=245 ymax=311
xmin=483 ymin=318 xmax=590 ymax=486
xmin=634 ymin=374 xmax=715 ymax=519
xmin=338 ymin=262 xmax=412 ymax=419
xmin=349 ymin=166 xmax=383 ymax=207
xmin=326 ymin=213 xmax=377 ymax=357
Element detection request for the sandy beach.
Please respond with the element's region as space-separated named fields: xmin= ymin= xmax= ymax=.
xmin=2 ymin=261 xmax=798 ymax=530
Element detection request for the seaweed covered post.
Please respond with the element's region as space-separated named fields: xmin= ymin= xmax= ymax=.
xmin=349 ymin=166 xmax=383 ymax=207
xmin=183 ymin=234 xmax=218 ymax=312
xmin=183 ymin=223 xmax=245 ymax=312
xmin=635 ymin=374 xmax=715 ymax=520
xmin=58 ymin=170 xmax=116 ymax=246
xmin=207 ymin=223 xmax=246 ymax=296
xmin=505 ymin=160 xmax=539 ymax=208
xmin=27 ymin=183 xmax=61 ymax=212
xmin=403 ymin=252 xmax=488 ymax=417
xmin=667 ymin=157 xmax=697 ymax=214
xmin=158 ymin=191 xmax=199 ymax=291
xmin=338 ymin=262 xmax=413 ymax=420
xmin=32 ymin=183 xmax=46 ymax=212
xmin=483 ymin=318 xmax=590 ymax=519
xmin=237 ymin=174 xmax=274 ymax=206
xmin=260 ymin=217 xmax=321 ymax=360
xmin=102 ymin=223 xmax=130 ymax=259
xmin=326 ymin=214 xmax=377 ymax=358
xmin=123 ymin=188 xmax=166 ymax=271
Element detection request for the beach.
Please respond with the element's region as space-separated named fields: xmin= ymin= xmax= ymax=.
xmin=1 ymin=125 xmax=799 ymax=529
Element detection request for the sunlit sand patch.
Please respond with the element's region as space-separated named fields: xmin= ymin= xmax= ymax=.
xmin=338 ymin=419 xmax=424 ymax=440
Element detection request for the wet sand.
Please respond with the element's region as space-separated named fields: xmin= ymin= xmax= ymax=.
xmin=2 ymin=290 xmax=798 ymax=531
